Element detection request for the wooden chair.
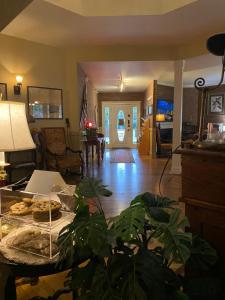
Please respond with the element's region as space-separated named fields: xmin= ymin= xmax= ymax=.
xmin=40 ymin=127 xmax=84 ymax=177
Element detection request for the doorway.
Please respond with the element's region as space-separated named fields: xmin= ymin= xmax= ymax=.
xmin=102 ymin=101 xmax=141 ymax=148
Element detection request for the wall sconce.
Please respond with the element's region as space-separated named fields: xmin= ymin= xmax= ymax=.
xmin=14 ymin=75 xmax=23 ymax=95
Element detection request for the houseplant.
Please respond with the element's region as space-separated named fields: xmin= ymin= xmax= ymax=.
xmin=57 ymin=177 xmax=222 ymax=300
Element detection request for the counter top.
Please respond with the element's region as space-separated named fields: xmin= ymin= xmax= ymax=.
xmin=175 ymin=147 xmax=225 ymax=159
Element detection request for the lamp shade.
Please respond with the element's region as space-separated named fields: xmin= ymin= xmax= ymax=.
xmin=0 ymin=101 xmax=35 ymax=151
xmin=156 ymin=114 xmax=165 ymax=122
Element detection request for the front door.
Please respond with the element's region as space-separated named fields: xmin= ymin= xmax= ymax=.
xmin=102 ymin=101 xmax=140 ymax=148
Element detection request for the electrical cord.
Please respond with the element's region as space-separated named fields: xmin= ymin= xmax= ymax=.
xmin=158 ymin=144 xmax=182 ymax=196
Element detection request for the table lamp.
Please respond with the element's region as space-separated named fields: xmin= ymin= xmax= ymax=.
xmin=0 ymin=100 xmax=35 ymax=185
xmin=156 ymin=114 xmax=165 ymax=122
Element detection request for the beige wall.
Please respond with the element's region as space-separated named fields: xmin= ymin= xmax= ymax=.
xmin=0 ymin=33 xmax=202 ymax=149
xmin=0 ymin=33 xmax=67 ymax=130
xmin=183 ymin=87 xmax=199 ymax=125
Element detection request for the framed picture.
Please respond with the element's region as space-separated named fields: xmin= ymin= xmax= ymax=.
xmin=27 ymin=86 xmax=63 ymax=119
xmin=208 ymin=94 xmax=224 ymax=115
xmin=0 ymin=83 xmax=7 ymax=100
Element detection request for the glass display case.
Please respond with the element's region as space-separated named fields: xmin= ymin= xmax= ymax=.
xmin=0 ymin=188 xmax=74 ymax=263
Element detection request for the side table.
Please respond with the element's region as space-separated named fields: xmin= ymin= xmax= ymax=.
xmin=81 ymin=137 xmax=105 ymax=167
xmin=0 ymin=254 xmax=74 ymax=300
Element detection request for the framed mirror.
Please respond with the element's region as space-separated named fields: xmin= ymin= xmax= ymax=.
xmin=27 ymin=86 xmax=63 ymax=119
xmin=0 ymin=83 xmax=7 ymax=100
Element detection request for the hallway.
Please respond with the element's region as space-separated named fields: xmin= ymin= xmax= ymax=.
xmin=84 ymin=149 xmax=181 ymax=217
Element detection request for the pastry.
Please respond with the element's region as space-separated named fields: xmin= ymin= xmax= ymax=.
xmin=9 ymin=229 xmax=41 ymax=247
xmin=32 ymin=200 xmax=62 ymax=222
xmin=10 ymin=202 xmax=32 ymax=216
xmin=22 ymin=197 xmax=35 ymax=206
xmin=9 ymin=198 xmax=62 ymax=222
xmin=7 ymin=229 xmax=58 ymax=257
xmin=1 ymin=223 xmax=15 ymax=237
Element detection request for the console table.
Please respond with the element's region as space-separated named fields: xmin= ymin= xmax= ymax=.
xmin=81 ymin=137 xmax=105 ymax=167
xmin=177 ymin=148 xmax=225 ymax=258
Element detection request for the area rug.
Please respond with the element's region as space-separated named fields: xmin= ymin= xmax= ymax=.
xmin=110 ymin=149 xmax=135 ymax=163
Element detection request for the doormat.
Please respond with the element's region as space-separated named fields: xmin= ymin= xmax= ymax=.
xmin=110 ymin=149 xmax=135 ymax=163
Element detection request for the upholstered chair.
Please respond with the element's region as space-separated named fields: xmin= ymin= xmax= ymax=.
xmin=40 ymin=127 xmax=84 ymax=177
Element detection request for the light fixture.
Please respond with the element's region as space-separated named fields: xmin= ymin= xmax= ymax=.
xmin=0 ymin=101 xmax=35 ymax=185
xmin=14 ymin=75 xmax=23 ymax=95
xmin=194 ymin=33 xmax=225 ymax=149
xmin=120 ymin=81 xmax=124 ymax=92
xmin=156 ymin=114 xmax=165 ymax=122
xmin=119 ymin=73 xmax=125 ymax=92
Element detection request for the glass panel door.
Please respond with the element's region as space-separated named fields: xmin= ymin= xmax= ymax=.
xmin=104 ymin=107 xmax=110 ymax=144
xmin=102 ymin=101 xmax=140 ymax=148
xmin=117 ymin=110 xmax=126 ymax=142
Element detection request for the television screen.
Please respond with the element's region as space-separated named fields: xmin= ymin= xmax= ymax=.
xmin=157 ymin=99 xmax=173 ymax=115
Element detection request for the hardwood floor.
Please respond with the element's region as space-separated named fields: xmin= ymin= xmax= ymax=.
xmin=16 ymin=149 xmax=181 ymax=300
xmin=85 ymin=149 xmax=181 ymax=217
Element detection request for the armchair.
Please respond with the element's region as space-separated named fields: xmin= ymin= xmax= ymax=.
xmin=40 ymin=127 xmax=84 ymax=177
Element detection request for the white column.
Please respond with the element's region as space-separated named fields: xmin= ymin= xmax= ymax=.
xmin=170 ymin=60 xmax=185 ymax=174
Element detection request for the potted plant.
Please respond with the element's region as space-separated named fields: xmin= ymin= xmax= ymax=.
xmin=57 ymin=177 xmax=222 ymax=300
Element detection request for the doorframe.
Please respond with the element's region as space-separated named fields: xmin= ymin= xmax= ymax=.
xmin=102 ymin=101 xmax=141 ymax=149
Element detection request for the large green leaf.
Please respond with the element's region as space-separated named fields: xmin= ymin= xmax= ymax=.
xmin=154 ymin=209 xmax=192 ymax=264
xmin=77 ymin=177 xmax=112 ymax=198
xmin=58 ymin=205 xmax=110 ymax=260
xmin=131 ymin=192 xmax=177 ymax=208
xmin=131 ymin=192 xmax=177 ymax=223
xmin=186 ymin=234 xmax=218 ymax=271
xmin=173 ymin=291 xmax=189 ymax=300
xmin=112 ymin=205 xmax=145 ymax=241
xmin=73 ymin=212 xmax=109 ymax=256
xmin=135 ymin=248 xmax=181 ymax=299
xmin=107 ymin=249 xmax=181 ymax=300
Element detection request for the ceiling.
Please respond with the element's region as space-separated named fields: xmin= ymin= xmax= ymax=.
xmin=1 ymin=0 xmax=225 ymax=91
xmin=80 ymin=54 xmax=222 ymax=92
xmin=2 ymin=0 xmax=225 ymax=47
xmin=45 ymin=0 xmax=197 ymax=16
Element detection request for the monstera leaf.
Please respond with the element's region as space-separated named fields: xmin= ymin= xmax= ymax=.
xmin=186 ymin=234 xmax=218 ymax=271
xmin=58 ymin=204 xmax=110 ymax=259
xmin=154 ymin=209 xmax=192 ymax=264
xmin=112 ymin=205 xmax=145 ymax=242
xmin=131 ymin=193 xmax=177 ymax=223
xmin=77 ymin=177 xmax=112 ymax=198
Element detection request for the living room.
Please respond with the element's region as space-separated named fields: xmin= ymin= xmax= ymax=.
xmin=1 ymin=1 xmax=225 ymax=299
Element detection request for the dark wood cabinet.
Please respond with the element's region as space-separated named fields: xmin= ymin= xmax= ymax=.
xmin=177 ymin=148 xmax=225 ymax=258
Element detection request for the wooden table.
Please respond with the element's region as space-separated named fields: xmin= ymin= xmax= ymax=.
xmin=0 ymin=254 xmax=77 ymax=300
xmin=82 ymin=137 xmax=105 ymax=167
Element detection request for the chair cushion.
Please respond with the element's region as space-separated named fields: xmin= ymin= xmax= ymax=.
xmin=47 ymin=143 xmax=66 ymax=155
xmin=42 ymin=128 xmax=67 ymax=155
xmin=57 ymin=155 xmax=81 ymax=169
